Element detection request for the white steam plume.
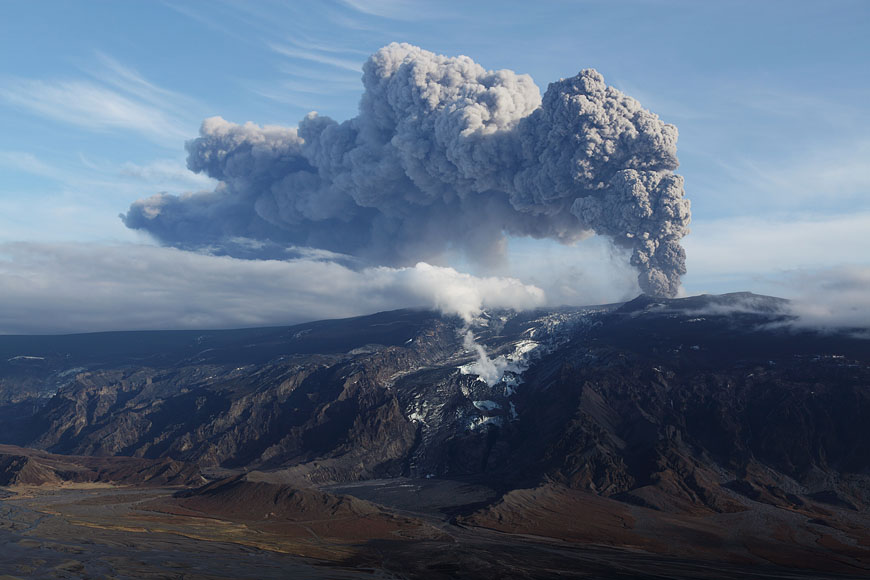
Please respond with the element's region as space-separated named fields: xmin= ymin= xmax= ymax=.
xmin=460 ymin=329 xmax=524 ymax=387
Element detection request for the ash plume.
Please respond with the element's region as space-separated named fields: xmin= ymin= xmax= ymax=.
xmin=123 ymin=43 xmax=691 ymax=296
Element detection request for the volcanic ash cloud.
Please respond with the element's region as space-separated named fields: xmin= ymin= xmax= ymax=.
xmin=123 ymin=43 xmax=691 ymax=297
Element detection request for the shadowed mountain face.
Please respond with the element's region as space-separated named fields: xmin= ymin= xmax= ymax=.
xmin=0 ymin=293 xmax=869 ymax=576
xmin=1 ymin=293 xmax=868 ymax=498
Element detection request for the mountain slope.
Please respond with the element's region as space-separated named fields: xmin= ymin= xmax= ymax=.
xmin=1 ymin=293 xmax=869 ymax=575
xmin=0 ymin=294 xmax=868 ymax=510
xmin=0 ymin=444 xmax=203 ymax=487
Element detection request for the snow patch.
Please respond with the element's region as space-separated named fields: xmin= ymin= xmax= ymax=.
xmin=459 ymin=332 xmax=540 ymax=387
xmin=56 ymin=366 xmax=86 ymax=379
xmin=468 ymin=414 xmax=504 ymax=431
xmin=473 ymin=400 xmax=501 ymax=412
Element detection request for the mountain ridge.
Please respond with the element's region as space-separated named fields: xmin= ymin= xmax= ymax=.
xmin=0 ymin=292 xmax=868 ymax=576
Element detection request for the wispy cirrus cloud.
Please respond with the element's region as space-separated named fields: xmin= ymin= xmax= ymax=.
xmin=338 ymin=0 xmax=447 ymax=21
xmin=0 ymin=151 xmax=61 ymax=179
xmin=0 ymin=79 xmax=188 ymax=144
xmin=0 ymin=149 xmax=212 ymax=199
xmin=258 ymin=42 xmax=366 ymax=102
xmin=90 ymin=53 xmax=201 ymax=112
xmin=713 ymin=140 xmax=870 ymax=205
xmin=280 ymin=35 xmax=371 ymax=57
xmin=161 ymin=0 xmax=251 ymax=43
xmin=730 ymin=83 xmax=870 ymax=131
xmin=0 ymin=55 xmax=200 ymax=146
xmin=269 ymin=42 xmax=363 ymax=72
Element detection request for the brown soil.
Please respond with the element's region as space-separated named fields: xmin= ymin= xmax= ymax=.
xmin=149 ymin=473 xmax=442 ymax=545
xmin=461 ymin=482 xmax=870 ymax=576
xmin=0 ymin=444 xmax=203 ymax=487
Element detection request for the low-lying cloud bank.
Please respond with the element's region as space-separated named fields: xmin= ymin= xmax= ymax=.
xmin=785 ymin=265 xmax=870 ymax=334
xmin=0 ymin=242 xmax=543 ymax=334
xmin=681 ymin=267 xmax=870 ymax=336
xmin=0 ymin=242 xmax=865 ymax=336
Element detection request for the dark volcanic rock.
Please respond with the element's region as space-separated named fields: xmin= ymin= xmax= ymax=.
xmin=2 ymin=311 xmax=466 ymax=482
xmin=0 ymin=295 xmax=868 ymax=512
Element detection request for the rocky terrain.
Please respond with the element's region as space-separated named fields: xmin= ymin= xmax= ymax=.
xmin=0 ymin=444 xmax=203 ymax=487
xmin=0 ymin=292 xmax=868 ymax=578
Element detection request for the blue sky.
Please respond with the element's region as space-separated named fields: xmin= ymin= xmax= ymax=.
xmin=0 ymin=0 xmax=868 ymax=332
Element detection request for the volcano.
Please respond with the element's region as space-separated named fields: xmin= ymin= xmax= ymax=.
xmin=0 ymin=292 xmax=868 ymax=578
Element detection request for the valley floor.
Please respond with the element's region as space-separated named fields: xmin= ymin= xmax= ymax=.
xmin=1 ymin=480 xmax=868 ymax=580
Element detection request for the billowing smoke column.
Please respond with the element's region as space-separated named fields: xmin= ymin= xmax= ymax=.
xmin=123 ymin=43 xmax=690 ymax=296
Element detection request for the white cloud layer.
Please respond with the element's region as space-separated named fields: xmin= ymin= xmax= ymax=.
xmin=684 ymin=212 xmax=870 ymax=282
xmin=0 ymin=243 xmax=544 ymax=334
xmin=785 ymin=265 xmax=870 ymax=333
xmin=0 ymin=239 xmax=863 ymax=336
xmin=681 ymin=213 xmax=870 ymax=332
